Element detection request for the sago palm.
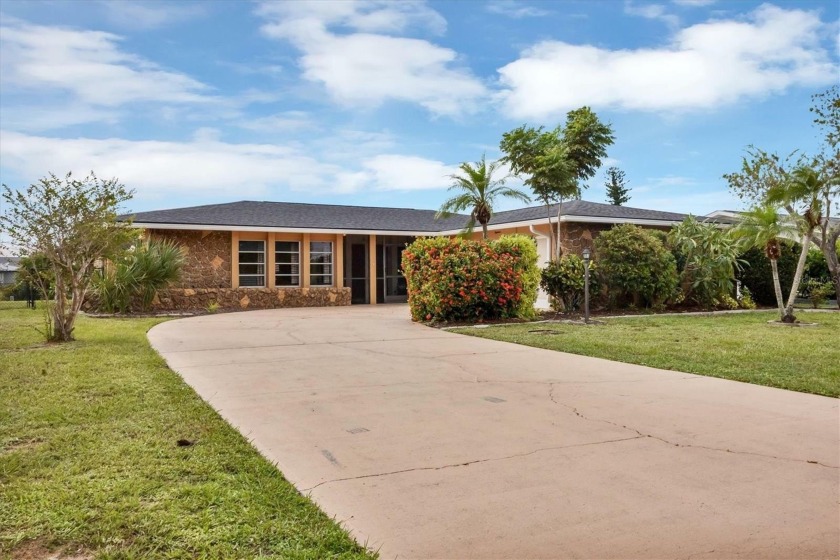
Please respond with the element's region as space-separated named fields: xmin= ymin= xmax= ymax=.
xmin=734 ymin=205 xmax=798 ymax=317
xmin=436 ymin=155 xmax=531 ymax=239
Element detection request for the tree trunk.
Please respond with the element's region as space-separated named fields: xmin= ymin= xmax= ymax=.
xmin=782 ymin=230 xmax=813 ymax=322
xmin=545 ymin=204 xmax=553 ymax=260
xmin=481 ymin=221 xmax=488 ymax=240
xmin=554 ymin=198 xmax=564 ymax=260
xmin=819 ymin=236 xmax=840 ymax=309
xmin=770 ymin=258 xmax=785 ymax=317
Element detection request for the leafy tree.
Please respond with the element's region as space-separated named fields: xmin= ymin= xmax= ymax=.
xmin=809 ymin=86 xmax=840 ymax=306
xmin=436 ymin=155 xmax=530 ymax=239
xmin=725 ymin=87 xmax=840 ymax=309
xmin=604 ymin=166 xmax=630 ymax=206
xmin=669 ymin=216 xmax=744 ymax=308
xmin=733 ymin=205 xmax=798 ymax=317
xmin=500 ymin=106 xmax=614 ymax=257
xmin=0 ymin=172 xmax=136 ymax=341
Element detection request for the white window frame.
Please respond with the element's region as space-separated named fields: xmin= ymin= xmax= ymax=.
xmin=238 ymin=240 xmax=265 ymax=288
xmin=309 ymin=241 xmax=333 ymax=286
xmin=274 ymin=240 xmax=300 ymax=287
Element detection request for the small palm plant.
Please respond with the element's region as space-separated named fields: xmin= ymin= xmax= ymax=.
xmin=93 ymin=240 xmax=184 ymax=313
xmin=734 ymin=204 xmax=798 ymax=318
xmin=436 ymin=155 xmax=531 ymax=239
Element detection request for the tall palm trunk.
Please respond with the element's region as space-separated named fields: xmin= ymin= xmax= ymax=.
xmin=782 ymin=230 xmax=813 ymax=322
xmin=554 ymin=197 xmax=564 ymax=259
xmin=481 ymin=221 xmax=488 ymax=240
xmin=769 ymin=258 xmax=785 ymax=317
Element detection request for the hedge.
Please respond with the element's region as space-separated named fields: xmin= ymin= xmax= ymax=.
xmin=736 ymin=243 xmax=799 ymax=306
xmin=401 ymin=234 xmax=538 ymax=322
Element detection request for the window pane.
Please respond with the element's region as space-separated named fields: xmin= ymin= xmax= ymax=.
xmin=239 ymin=240 xmax=264 ymax=252
xmin=276 ymin=264 xmax=299 ymax=275
xmin=310 ymin=253 xmax=332 ymax=264
xmin=239 ymin=275 xmax=264 ymax=287
xmin=311 ymin=275 xmax=332 ymax=286
xmin=275 ymin=241 xmax=299 ymax=253
xmin=311 ymin=263 xmax=332 ymax=275
xmin=239 ymin=264 xmax=265 ymax=275
xmin=276 ymin=275 xmax=299 ymax=286
xmin=310 ymin=241 xmax=332 ymax=254
xmin=239 ymin=252 xmax=265 ymax=264
xmin=276 ymin=253 xmax=300 ymax=264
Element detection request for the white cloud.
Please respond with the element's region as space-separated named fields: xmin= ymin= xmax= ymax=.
xmin=497 ymin=4 xmax=838 ymax=119
xmin=256 ymin=1 xmax=486 ymax=116
xmin=485 ymin=1 xmax=551 ymax=19
xmin=0 ymin=131 xmax=457 ymax=200
xmin=98 ymin=0 xmax=206 ymax=29
xmin=238 ymin=111 xmax=313 ymax=133
xmin=357 ymin=154 xmax=455 ymax=191
xmin=624 ymin=2 xmax=680 ymax=27
xmin=673 ymin=0 xmax=717 ymax=7
xmin=0 ymin=20 xmax=213 ymax=108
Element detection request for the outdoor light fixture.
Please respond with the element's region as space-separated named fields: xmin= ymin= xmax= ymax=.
xmin=582 ymin=248 xmax=591 ymax=324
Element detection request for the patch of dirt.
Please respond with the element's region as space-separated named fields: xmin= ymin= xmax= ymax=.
xmin=1 ymin=437 xmax=43 ymax=455
xmin=10 ymin=540 xmax=91 ymax=560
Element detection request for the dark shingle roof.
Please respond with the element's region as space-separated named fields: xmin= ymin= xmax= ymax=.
xmin=126 ymin=199 xmax=692 ymax=232
xmin=489 ymin=200 xmax=688 ymax=225
xmin=127 ymin=201 xmax=467 ymax=232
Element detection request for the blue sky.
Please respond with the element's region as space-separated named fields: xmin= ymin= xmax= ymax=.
xmin=0 ymin=0 xmax=837 ymax=217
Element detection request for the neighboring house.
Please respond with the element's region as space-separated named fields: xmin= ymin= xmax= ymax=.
xmin=0 ymin=257 xmax=20 ymax=286
xmin=127 ymin=199 xmax=689 ymax=311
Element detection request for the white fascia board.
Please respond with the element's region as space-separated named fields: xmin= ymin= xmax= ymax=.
xmin=131 ymin=222 xmax=439 ymax=237
xmin=133 ymin=214 xmax=686 ymax=237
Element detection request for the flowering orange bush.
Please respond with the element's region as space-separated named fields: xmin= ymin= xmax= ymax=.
xmin=402 ymin=235 xmax=538 ymax=322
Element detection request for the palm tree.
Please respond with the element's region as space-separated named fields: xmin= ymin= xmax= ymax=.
xmin=436 ymin=155 xmax=531 ymax=239
xmin=766 ymin=165 xmax=829 ymax=322
xmin=734 ymin=204 xmax=798 ymax=318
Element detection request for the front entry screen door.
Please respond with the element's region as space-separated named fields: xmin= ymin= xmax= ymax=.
xmin=382 ymin=244 xmax=407 ymax=303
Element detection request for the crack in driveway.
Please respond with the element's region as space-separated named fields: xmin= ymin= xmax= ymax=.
xmin=547 ymin=383 xmax=838 ymax=470
xmin=302 ymin=434 xmax=645 ymax=492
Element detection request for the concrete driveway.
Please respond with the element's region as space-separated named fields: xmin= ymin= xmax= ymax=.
xmin=148 ymin=305 xmax=839 ymax=559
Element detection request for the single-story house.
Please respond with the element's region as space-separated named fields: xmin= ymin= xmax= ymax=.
xmin=0 ymin=256 xmax=20 ymax=286
xmin=127 ymin=199 xmax=690 ymax=310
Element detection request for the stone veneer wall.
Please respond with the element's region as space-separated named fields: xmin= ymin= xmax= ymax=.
xmin=148 ymin=229 xmax=232 ymax=289
xmin=153 ymin=287 xmax=351 ymax=311
xmin=558 ymin=222 xmax=612 ymax=256
xmin=559 ymin=222 xmax=672 ymax=257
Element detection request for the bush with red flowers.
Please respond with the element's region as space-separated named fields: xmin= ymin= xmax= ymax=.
xmin=402 ymin=234 xmax=538 ymax=322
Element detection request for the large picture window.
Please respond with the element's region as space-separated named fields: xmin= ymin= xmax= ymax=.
xmin=238 ymin=240 xmax=265 ymax=287
xmin=310 ymin=241 xmax=333 ymax=286
xmin=275 ymin=241 xmax=300 ymax=287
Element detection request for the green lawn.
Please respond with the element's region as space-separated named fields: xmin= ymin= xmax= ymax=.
xmin=455 ymin=311 xmax=840 ymax=397
xmin=0 ymin=304 xmax=374 ymax=559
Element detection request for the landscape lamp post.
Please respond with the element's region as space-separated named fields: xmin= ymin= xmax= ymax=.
xmin=582 ymin=248 xmax=591 ymax=324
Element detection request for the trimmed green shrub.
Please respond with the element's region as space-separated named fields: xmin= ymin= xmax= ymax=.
xmin=402 ymin=235 xmax=539 ymax=322
xmin=540 ymin=255 xmax=599 ymax=311
xmin=595 ymin=224 xmax=678 ymax=308
xmin=736 ymin=243 xmax=799 ymax=306
xmin=492 ymin=234 xmax=540 ymax=319
xmin=802 ymin=278 xmax=833 ymax=308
